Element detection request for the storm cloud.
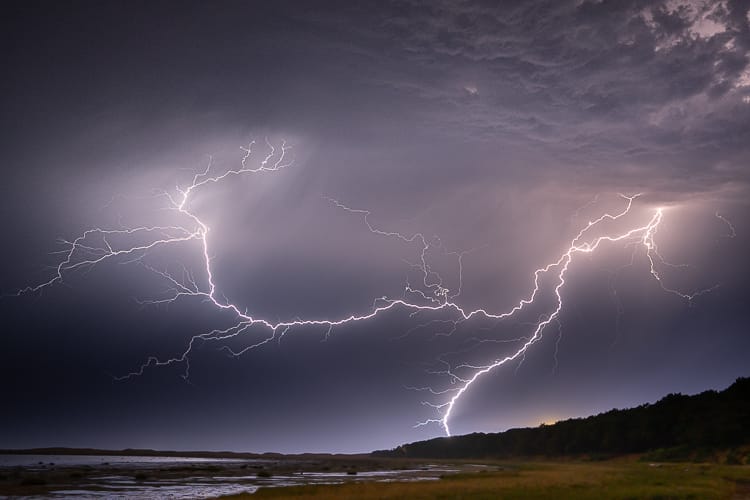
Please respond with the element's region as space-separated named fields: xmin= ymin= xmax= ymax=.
xmin=1 ymin=0 xmax=748 ymax=453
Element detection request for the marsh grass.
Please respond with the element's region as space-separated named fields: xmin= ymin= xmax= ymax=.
xmin=2 ymin=456 xmax=748 ymax=498
xmin=225 ymin=461 xmax=749 ymax=499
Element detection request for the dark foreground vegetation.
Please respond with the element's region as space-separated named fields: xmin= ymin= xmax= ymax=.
xmin=224 ymin=460 xmax=750 ymax=499
xmin=374 ymin=377 xmax=750 ymax=460
xmin=3 ymin=456 xmax=748 ymax=499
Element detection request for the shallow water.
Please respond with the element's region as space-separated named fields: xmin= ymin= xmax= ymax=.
xmin=46 ymin=483 xmax=259 ymax=499
xmin=0 ymin=454 xmax=468 ymax=499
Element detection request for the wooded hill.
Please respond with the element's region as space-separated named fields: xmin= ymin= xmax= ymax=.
xmin=373 ymin=377 xmax=750 ymax=459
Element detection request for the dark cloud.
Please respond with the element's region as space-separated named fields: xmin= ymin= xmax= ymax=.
xmin=328 ymin=0 xmax=750 ymax=195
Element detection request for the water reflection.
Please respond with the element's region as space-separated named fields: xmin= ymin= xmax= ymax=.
xmin=1 ymin=455 xmax=485 ymax=498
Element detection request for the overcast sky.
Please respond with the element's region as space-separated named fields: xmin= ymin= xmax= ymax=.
xmin=1 ymin=0 xmax=749 ymax=454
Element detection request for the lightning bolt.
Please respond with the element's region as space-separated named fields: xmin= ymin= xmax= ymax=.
xmin=7 ymin=142 xmax=724 ymax=437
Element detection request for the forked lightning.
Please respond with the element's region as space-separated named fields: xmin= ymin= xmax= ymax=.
xmin=10 ymin=142 xmax=721 ymax=436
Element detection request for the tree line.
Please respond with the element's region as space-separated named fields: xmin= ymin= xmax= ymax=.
xmin=373 ymin=377 xmax=750 ymax=459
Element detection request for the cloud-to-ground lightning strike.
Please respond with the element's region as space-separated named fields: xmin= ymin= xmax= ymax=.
xmin=10 ymin=142 xmax=721 ymax=437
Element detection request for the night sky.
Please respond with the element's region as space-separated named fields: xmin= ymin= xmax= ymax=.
xmin=2 ymin=1 xmax=749 ymax=454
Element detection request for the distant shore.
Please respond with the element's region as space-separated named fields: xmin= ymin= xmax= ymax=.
xmin=0 ymin=446 xmax=366 ymax=460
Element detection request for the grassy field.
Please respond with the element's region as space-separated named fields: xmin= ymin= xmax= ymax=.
xmin=2 ymin=454 xmax=748 ymax=498
xmin=224 ymin=460 xmax=750 ymax=499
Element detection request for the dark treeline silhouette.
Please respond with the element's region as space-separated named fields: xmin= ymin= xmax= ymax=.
xmin=373 ymin=377 xmax=750 ymax=459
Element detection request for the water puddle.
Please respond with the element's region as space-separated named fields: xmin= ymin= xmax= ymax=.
xmin=1 ymin=454 xmax=465 ymax=498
